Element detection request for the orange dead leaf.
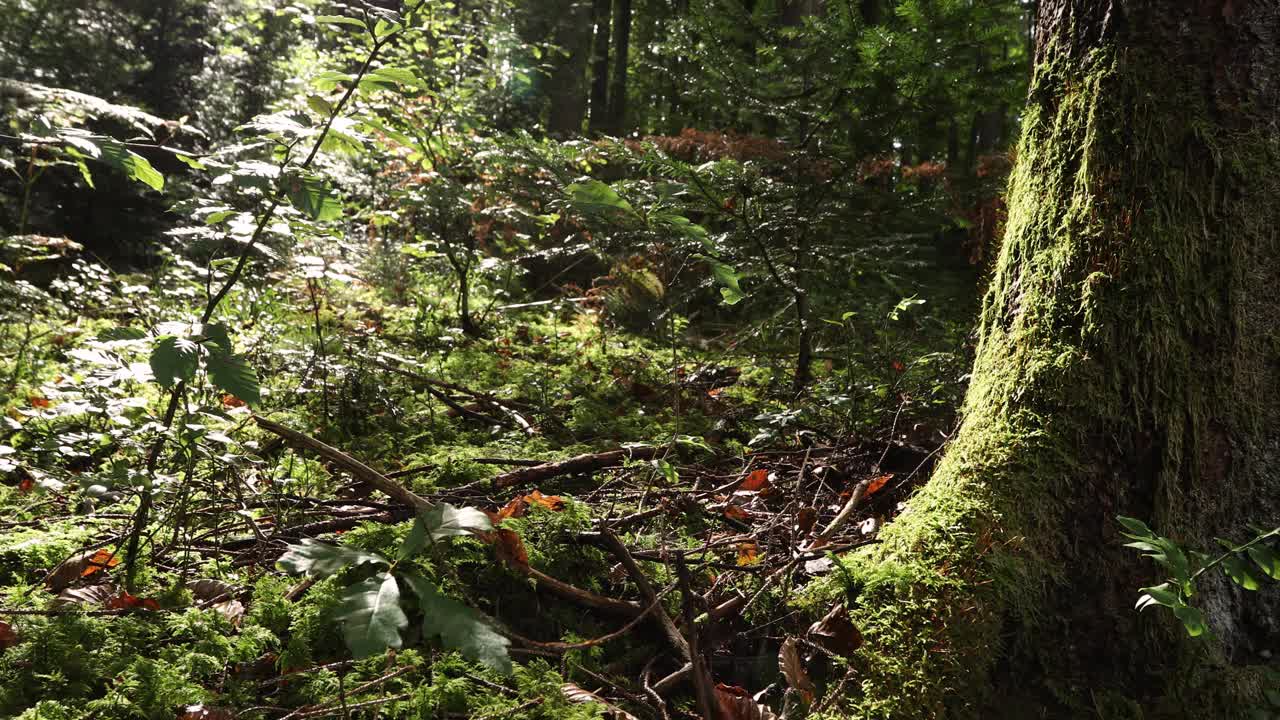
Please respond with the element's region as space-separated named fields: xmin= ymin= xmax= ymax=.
xmin=723 ymin=505 xmax=751 ymax=521
xmin=736 ymin=542 xmax=760 ymax=566
xmin=891 ymin=360 xmax=905 ymax=373
xmin=495 ymin=498 xmax=526 ymax=521
xmin=105 ymin=592 xmax=160 ymax=611
xmin=18 ymin=477 xmax=33 ymax=493
xmin=493 ymin=529 xmax=529 ymax=568
xmin=738 ymin=469 xmax=770 ymax=492
xmin=28 ymin=396 xmax=50 ymax=408
xmin=523 ymin=490 xmax=565 ymax=511
xmin=81 ymin=549 xmax=120 ymax=577
xmin=221 ymin=395 xmax=246 ymax=408
xmin=865 ymin=473 xmax=893 ymax=497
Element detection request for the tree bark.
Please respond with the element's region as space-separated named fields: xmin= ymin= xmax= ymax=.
xmin=588 ymin=0 xmax=611 ymax=134
xmin=546 ymin=0 xmax=593 ymax=136
xmin=605 ymin=0 xmax=631 ymax=135
xmin=826 ymin=1 xmax=1280 ymax=717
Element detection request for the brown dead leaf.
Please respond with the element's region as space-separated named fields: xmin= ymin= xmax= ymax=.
xmin=561 ymin=683 xmax=640 ymax=720
xmin=736 ymin=542 xmax=760 ymax=566
xmin=738 ymin=468 xmax=770 ymax=492
xmin=221 ymin=394 xmax=246 ymax=408
xmin=778 ymin=637 xmax=816 ymax=702
xmin=492 ymin=528 xmax=529 ymax=568
xmin=53 ymin=584 xmax=116 ymax=607
xmin=807 ymin=604 xmax=863 ymax=656
xmin=45 ymin=549 xmax=103 ymax=592
xmin=794 ymin=507 xmax=818 ymax=537
xmin=714 ymin=684 xmax=778 ymax=720
xmin=0 ymin=621 xmax=18 ymax=650
xmin=28 ymin=396 xmax=50 ymax=408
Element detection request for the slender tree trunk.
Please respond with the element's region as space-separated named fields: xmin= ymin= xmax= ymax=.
xmin=588 ymin=0 xmax=612 ymax=134
xmin=605 ymin=0 xmax=631 ymax=135
xmin=829 ymin=2 xmax=1280 ymax=717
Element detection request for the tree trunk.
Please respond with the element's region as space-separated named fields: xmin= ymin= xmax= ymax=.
xmin=605 ymin=0 xmax=631 ymax=135
xmin=546 ymin=0 xmax=592 ymax=136
xmin=822 ymin=2 xmax=1280 ymax=717
xmin=588 ymin=0 xmax=611 ymax=134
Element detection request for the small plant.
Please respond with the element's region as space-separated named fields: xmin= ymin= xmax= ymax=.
xmin=276 ymin=504 xmax=511 ymax=673
xmin=1118 ymin=516 xmax=1279 ymax=637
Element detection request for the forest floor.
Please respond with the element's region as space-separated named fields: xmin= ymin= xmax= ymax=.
xmin=0 ymin=229 xmax=979 ymax=719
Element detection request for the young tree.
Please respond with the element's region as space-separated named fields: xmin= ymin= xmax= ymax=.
xmin=836 ymin=1 xmax=1280 ymax=716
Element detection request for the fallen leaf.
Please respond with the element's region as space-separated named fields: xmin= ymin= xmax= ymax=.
xmin=802 ymin=556 xmax=833 ymax=575
xmin=524 ymin=490 xmax=564 ymax=511
xmin=778 ymin=637 xmax=816 ymax=702
xmin=865 ymin=473 xmax=893 ymax=497
xmin=738 ymin=469 xmax=770 ymax=492
xmin=714 ymin=684 xmax=778 ymax=720
xmin=891 ymin=360 xmax=905 ymax=373
xmin=28 ymin=396 xmax=50 ymax=408
xmin=81 ymin=548 xmax=120 ymax=577
xmin=221 ymin=394 xmax=246 ymax=408
xmin=724 ymin=505 xmax=751 ymax=521
xmin=45 ymin=549 xmax=106 ymax=592
xmin=561 ymin=683 xmax=640 ymax=720
xmin=736 ymin=542 xmax=760 ymax=566
xmin=794 ymin=507 xmax=818 ymax=537
xmin=106 ymin=592 xmax=160 ymax=611
xmin=807 ymin=604 xmax=862 ymax=656
xmin=54 ymin=584 xmax=116 ymax=607
xmin=0 ymin=621 xmax=18 ymax=650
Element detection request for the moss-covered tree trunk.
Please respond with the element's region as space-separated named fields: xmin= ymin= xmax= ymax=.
xmin=829 ymin=2 xmax=1280 ymax=717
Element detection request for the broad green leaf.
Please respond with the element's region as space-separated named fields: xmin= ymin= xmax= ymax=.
xmin=1172 ymin=605 xmax=1208 ymax=637
xmin=149 ymin=336 xmax=199 ymax=387
xmin=277 ymin=539 xmax=388 ymax=577
xmin=316 ymin=15 xmax=368 ymax=31
xmin=287 ymin=175 xmax=343 ymax=222
xmin=98 ymin=326 xmax=148 ymax=342
xmin=1135 ymin=582 xmax=1180 ymax=610
xmin=420 ymin=503 xmax=492 ymax=540
xmin=402 ymin=570 xmax=511 ymax=674
xmin=1223 ymin=554 xmax=1263 ymax=591
xmin=694 ymin=254 xmax=745 ymax=305
xmin=367 ymin=67 xmax=422 ymax=88
xmin=194 ymin=323 xmax=233 ymax=353
xmin=306 ymin=95 xmax=334 ymax=118
xmin=373 ymin=19 xmax=402 ymax=38
xmin=565 ymin=180 xmax=635 ymax=216
xmin=205 ymin=350 xmax=261 ymax=404
xmin=313 ymin=71 xmax=355 ymax=93
xmin=1246 ymin=544 xmax=1279 ymax=580
xmin=334 ymin=572 xmax=408 ymax=659
xmin=1116 ymin=516 xmax=1154 ymax=539
xmin=97 ymin=139 xmax=164 ymax=191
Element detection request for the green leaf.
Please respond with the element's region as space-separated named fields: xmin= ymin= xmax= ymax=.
xmin=1135 ymin=582 xmax=1180 ymax=610
xmin=97 ymin=139 xmax=164 ymax=191
xmin=287 ymin=175 xmax=343 ymax=222
xmin=276 ymin=538 xmax=389 ymax=577
xmin=149 ymin=336 xmax=199 ymax=387
xmin=334 ymin=572 xmax=408 ymax=659
xmin=1172 ymin=605 xmax=1208 ymax=637
xmin=421 ymin=503 xmax=492 ymax=540
xmin=98 ymin=326 xmax=148 ymax=342
xmin=1116 ymin=516 xmax=1154 ymax=539
xmin=1246 ymin=544 xmax=1279 ymax=580
xmin=205 ymin=350 xmax=261 ymax=404
xmin=367 ymin=67 xmax=422 ymax=88
xmin=1222 ymin=554 xmax=1263 ymax=591
xmin=316 ymin=15 xmax=368 ymax=31
xmin=402 ymin=570 xmax=511 ymax=674
xmin=565 ymin=180 xmax=636 ymax=216
xmin=306 ymin=95 xmax=334 ymax=118
xmin=694 ymin=254 xmax=746 ymax=306
xmin=313 ymin=71 xmax=355 ymax=93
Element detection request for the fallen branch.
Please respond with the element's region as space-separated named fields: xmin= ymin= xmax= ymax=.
xmin=505 ymin=584 xmax=675 ymax=652
xmin=253 ymin=416 xmax=431 ymax=513
xmin=493 ymin=447 xmax=661 ymax=488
